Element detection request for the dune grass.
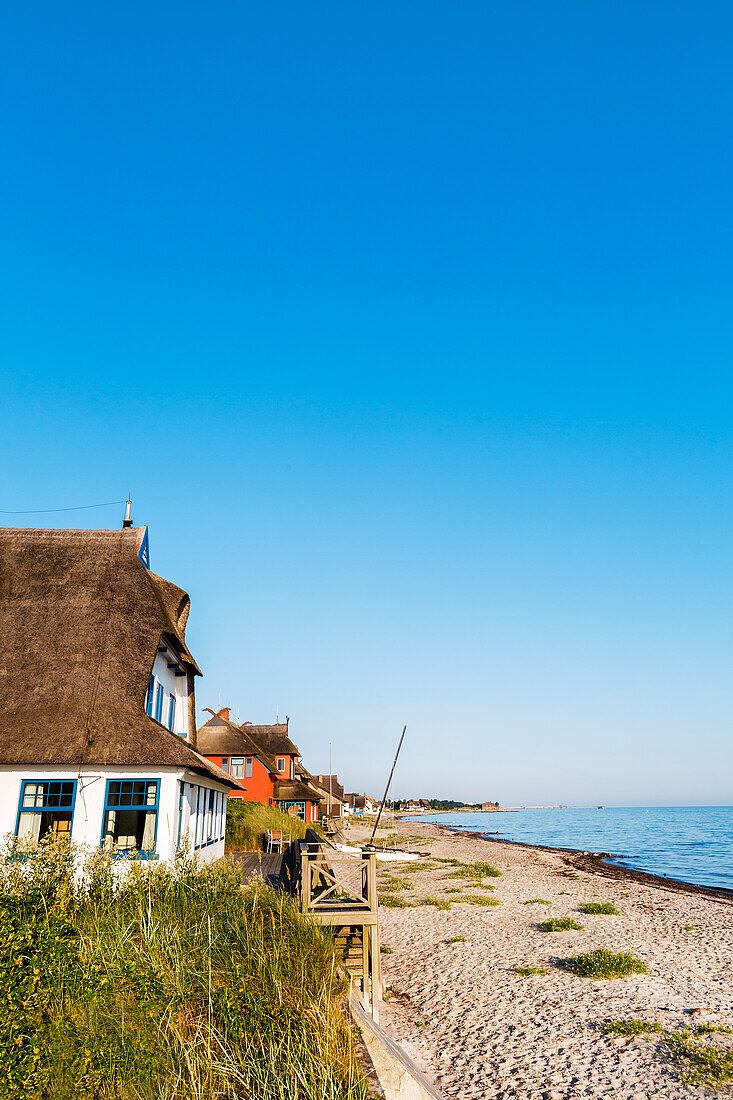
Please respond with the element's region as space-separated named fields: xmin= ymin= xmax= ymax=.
xmin=579 ymin=902 xmax=621 ymax=915
xmin=447 ymin=936 xmax=466 ymax=944
xmin=562 ymin=948 xmax=648 ymax=978
xmin=523 ymin=898 xmax=551 ymax=905
xmin=225 ymin=799 xmax=314 ymax=852
xmin=0 ymin=835 xmax=367 ymax=1100
xmin=540 ymin=917 xmax=584 ymax=932
xmin=378 ymin=894 xmax=410 ymax=908
xmin=514 ymin=966 xmax=548 ymax=976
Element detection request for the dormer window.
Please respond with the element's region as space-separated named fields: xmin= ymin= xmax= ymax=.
xmin=276 ymin=758 xmax=286 ymax=772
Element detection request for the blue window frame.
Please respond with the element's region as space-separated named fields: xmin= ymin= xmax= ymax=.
xmin=154 ymin=683 xmax=164 ymax=722
xmin=245 ymin=757 xmax=253 ymax=778
xmin=101 ymin=779 xmax=159 ymax=858
xmin=221 ymin=757 xmax=229 ymax=773
xmin=16 ymin=780 xmax=76 ymax=842
xmin=167 ymin=692 xmax=176 ymax=731
xmin=176 ymin=780 xmax=184 ymax=849
xmin=146 ymin=676 xmax=155 ymax=716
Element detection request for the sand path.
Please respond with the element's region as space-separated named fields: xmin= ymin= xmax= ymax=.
xmin=348 ymin=816 xmax=733 ymax=1099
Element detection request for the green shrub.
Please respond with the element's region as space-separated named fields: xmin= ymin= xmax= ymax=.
xmin=562 ymin=949 xmax=648 ymax=978
xmin=580 ymin=902 xmax=621 ymax=915
xmin=447 ymin=936 xmax=466 ymax=944
xmin=540 ymin=917 xmax=583 ymax=932
xmin=380 ymin=945 xmax=393 ymax=954
xmin=523 ymin=898 xmax=551 ymax=905
xmin=514 ymin=966 xmax=547 ymax=976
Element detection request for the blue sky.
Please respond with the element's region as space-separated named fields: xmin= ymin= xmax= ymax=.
xmin=1 ymin=2 xmax=731 ymax=805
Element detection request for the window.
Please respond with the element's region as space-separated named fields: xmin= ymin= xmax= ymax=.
xmin=167 ymin=693 xmax=176 ymax=731
xmin=146 ymin=676 xmax=155 ymax=716
xmin=230 ymin=758 xmax=244 ymax=778
xmin=276 ymin=758 xmax=286 ymax=772
xmin=245 ymin=757 xmax=253 ymax=778
xmin=176 ymin=781 xmax=184 ymax=848
xmin=221 ymin=757 xmax=229 ymax=773
xmin=16 ymin=780 xmax=76 ymax=842
xmin=206 ymin=788 xmax=215 ymax=841
xmin=101 ymin=780 xmax=159 ymax=857
xmin=154 ymin=683 xmax=164 ymax=722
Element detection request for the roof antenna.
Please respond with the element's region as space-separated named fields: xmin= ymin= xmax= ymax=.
xmin=122 ymin=497 xmax=133 ymax=528
xmin=276 ymin=704 xmax=279 ymax=723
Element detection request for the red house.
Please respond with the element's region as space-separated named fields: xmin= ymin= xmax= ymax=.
xmin=197 ymin=709 xmax=320 ymax=823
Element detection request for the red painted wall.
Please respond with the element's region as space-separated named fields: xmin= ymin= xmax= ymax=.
xmin=205 ymin=754 xmax=274 ymax=804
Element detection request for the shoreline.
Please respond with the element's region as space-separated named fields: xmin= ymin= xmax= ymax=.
xmin=397 ymin=815 xmax=733 ymax=902
xmin=350 ymin=815 xmax=733 ymax=1099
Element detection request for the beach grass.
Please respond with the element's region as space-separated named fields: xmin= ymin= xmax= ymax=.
xmin=514 ymin=966 xmax=548 ymax=976
xmin=454 ymin=895 xmax=501 ymax=907
xmin=606 ymin=1020 xmax=733 ymax=1088
xmin=562 ymin=948 xmax=648 ymax=978
xmin=380 ymin=946 xmax=393 ymax=954
xmin=418 ymin=896 xmax=452 ymax=910
xmin=524 ymin=898 xmax=551 ymax=905
xmin=447 ymin=936 xmax=466 ymax=944
xmin=540 ymin=917 xmax=584 ymax=932
xmin=0 ymin=835 xmax=367 ymax=1099
xmin=579 ymin=902 xmax=621 ymax=915
xmin=379 ymin=894 xmax=410 ymax=908
xmin=225 ymin=798 xmax=314 ymax=852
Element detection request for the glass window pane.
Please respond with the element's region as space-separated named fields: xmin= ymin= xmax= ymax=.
xmin=146 ymin=783 xmax=157 ymax=806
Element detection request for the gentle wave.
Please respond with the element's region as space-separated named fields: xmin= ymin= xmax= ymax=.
xmin=405 ymin=806 xmax=733 ymax=891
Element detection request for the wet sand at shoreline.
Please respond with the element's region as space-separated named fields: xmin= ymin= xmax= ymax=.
xmin=348 ymin=817 xmax=733 ymax=1099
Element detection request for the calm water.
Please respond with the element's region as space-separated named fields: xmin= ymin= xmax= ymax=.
xmin=405 ymin=806 xmax=733 ymax=892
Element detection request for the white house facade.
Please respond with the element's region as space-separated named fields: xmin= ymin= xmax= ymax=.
xmin=0 ymin=524 xmax=242 ymax=863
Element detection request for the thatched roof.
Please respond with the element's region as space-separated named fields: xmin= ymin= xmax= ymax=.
xmin=245 ymin=722 xmax=301 ymax=758
xmin=0 ymin=526 xmax=239 ymax=787
xmin=273 ymin=779 xmax=320 ymax=803
xmin=197 ymin=713 xmax=279 ymax=774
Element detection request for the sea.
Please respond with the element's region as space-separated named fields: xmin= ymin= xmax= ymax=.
xmin=404 ymin=806 xmax=733 ymax=892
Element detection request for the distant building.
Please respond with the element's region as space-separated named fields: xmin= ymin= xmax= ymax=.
xmin=197 ymin=712 xmax=320 ymax=822
xmin=0 ymin=525 xmax=239 ymax=863
xmin=481 ymin=802 xmax=499 ymax=811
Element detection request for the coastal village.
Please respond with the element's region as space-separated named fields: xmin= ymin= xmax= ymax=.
xmin=2 ymin=515 xmax=732 ymax=1100
xmin=0 ymin=517 xmax=380 ymax=859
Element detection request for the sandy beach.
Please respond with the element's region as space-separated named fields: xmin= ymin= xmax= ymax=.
xmin=348 ymin=817 xmax=733 ymax=1099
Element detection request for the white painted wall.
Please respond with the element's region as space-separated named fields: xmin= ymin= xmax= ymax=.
xmin=0 ymin=765 xmax=229 ymax=864
xmin=149 ymin=640 xmax=190 ymax=738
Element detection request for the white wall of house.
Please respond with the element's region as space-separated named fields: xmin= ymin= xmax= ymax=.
xmin=148 ymin=641 xmax=190 ymax=738
xmin=0 ymin=765 xmax=229 ymax=864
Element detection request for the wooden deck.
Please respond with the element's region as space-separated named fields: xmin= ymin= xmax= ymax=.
xmin=230 ymin=851 xmax=284 ymax=887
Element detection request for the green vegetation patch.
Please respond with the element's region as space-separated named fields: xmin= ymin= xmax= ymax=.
xmin=378 ymin=875 xmax=412 ymax=892
xmin=0 ymin=836 xmax=367 ymax=1100
xmin=418 ymin=896 xmax=452 ymax=910
xmin=580 ymin=902 xmax=621 ymax=915
xmin=562 ymin=948 xmax=648 ymax=978
xmin=454 ymin=895 xmax=501 ymax=907
xmin=380 ymin=946 xmax=393 ymax=955
xmin=447 ymin=936 xmax=466 ymax=944
xmin=379 ymin=894 xmax=409 ymax=908
xmin=523 ymin=898 xmax=551 ymax=905
xmin=225 ymin=798 xmax=316 ymax=852
xmin=514 ymin=966 xmax=548 ymax=976
xmin=606 ymin=1020 xmax=733 ymax=1089
xmin=445 ymin=861 xmax=501 ymax=882
xmin=540 ymin=917 xmax=584 ymax=932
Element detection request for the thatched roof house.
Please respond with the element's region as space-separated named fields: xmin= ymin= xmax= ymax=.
xmin=0 ymin=525 xmax=240 ymax=862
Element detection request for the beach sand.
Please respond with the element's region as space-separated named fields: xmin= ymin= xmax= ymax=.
xmin=348 ymin=816 xmax=733 ymax=1099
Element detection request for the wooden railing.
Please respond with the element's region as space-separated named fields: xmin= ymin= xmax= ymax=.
xmin=296 ymin=834 xmax=381 ymax=1020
